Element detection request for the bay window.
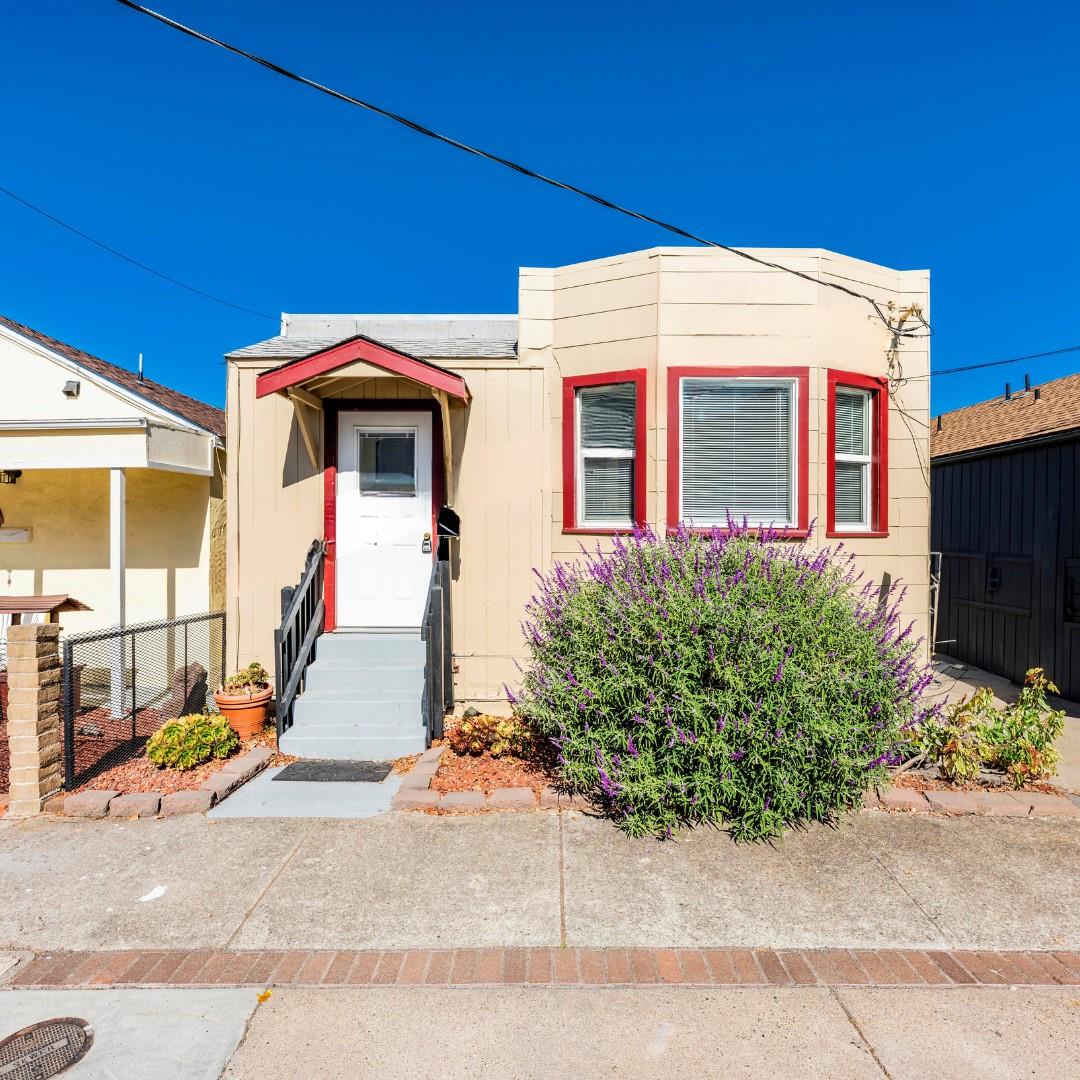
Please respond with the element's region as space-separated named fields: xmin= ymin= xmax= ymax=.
xmin=562 ymin=369 xmax=646 ymax=532
xmin=827 ymin=370 xmax=888 ymax=536
xmin=667 ymin=367 xmax=809 ymax=534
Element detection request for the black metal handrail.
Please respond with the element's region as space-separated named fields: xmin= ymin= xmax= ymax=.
xmin=421 ymin=557 xmax=453 ymax=745
xmin=275 ymin=539 xmax=326 ymax=738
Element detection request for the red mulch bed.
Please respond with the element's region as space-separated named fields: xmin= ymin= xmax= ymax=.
xmin=72 ymin=722 xmax=295 ymax=795
xmin=430 ymin=745 xmax=557 ymax=797
xmin=892 ymin=770 xmax=1064 ymax=796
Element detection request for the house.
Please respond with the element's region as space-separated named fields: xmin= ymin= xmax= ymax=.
xmin=931 ymin=372 xmax=1080 ymax=699
xmin=0 ymin=315 xmax=225 ymax=639
xmin=225 ymin=246 xmax=930 ymax=759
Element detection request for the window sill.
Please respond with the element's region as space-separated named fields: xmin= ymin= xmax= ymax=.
xmin=562 ymin=526 xmax=642 ymax=536
xmin=827 ymin=530 xmax=890 ymax=539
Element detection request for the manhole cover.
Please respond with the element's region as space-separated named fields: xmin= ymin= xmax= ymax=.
xmin=0 ymin=1018 xmax=94 ymax=1079
xmin=273 ymin=759 xmax=393 ymax=783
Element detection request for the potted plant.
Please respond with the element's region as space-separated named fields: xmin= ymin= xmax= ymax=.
xmin=214 ymin=662 xmax=272 ymax=739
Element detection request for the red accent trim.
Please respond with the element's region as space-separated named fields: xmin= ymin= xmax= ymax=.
xmin=665 ymin=366 xmax=810 ymax=537
xmin=322 ymin=400 xmax=445 ymax=630
xmin=256 ymin=335 xmax=469 ymax=402
xmin=561 ymin=369 xmax=647 ymax=534
xmin=826 ymin=370 xmax=889 ymax=538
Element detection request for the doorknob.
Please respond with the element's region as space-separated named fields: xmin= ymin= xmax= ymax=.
xmin=422 ymin=532 xmax=432 ymax=554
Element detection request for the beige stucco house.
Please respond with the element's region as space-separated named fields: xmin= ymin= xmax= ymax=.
xmin=226 ymin=246 xmax=929 ymax=756
xmin=0 ymin=315 xmax=225 ymax=641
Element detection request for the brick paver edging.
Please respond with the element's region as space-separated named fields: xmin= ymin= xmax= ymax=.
xmin=393 ymin=746 xmax=572 ymax=813
xmin=870 ymin=785 xmax=1080 ymax=816
xmin=7 ymin=947 xmax=1080 ymax=991
xmin=55 ymin=746 xmax=275 ymax=820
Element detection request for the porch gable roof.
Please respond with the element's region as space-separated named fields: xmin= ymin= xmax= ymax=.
xmin=254 ymin=334 xmax=470 ymax=403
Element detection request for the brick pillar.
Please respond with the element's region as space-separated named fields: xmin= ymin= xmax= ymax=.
xmin=6 ymin=623 xmax=63 ymax=816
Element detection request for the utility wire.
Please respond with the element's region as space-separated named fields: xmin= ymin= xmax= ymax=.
xmin=0 ymin=183 xmax=275 ymax=321
xmin=112 ymin=0 xmax=926 ymax=337
xmin=912 ymin=343 xmax=1080 ymax=380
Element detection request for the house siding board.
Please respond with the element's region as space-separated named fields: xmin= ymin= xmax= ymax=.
xmin=932 ymin=434 xmax=1080 ymax=700
xmin=228 ymin=246 xmax=930 ymax=705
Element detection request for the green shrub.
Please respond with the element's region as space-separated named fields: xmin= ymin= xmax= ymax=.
xmin=147 ymin=712 xmax=238 ymax=770
xmin=222 ymin=662 xmax=270 ymax=695
xmin=447 ymin=714 xmax=533 ymax=758
xmin=919 ymin=668 xmax=1065 ymax=788
xmin=510 ymin=524 xmax=932 ymax=841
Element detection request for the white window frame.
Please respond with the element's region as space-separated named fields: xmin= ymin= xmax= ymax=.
xmin=833 ymin=386 xmax=873 ymax=532
xmin=575 ymin=384 xmax=636 ymax=529
xmin=678 ymin=375 xmax=800 ymax=529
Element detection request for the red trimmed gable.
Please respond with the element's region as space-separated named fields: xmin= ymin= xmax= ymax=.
xmin=255 ymin=334 xmax=470 ymax=402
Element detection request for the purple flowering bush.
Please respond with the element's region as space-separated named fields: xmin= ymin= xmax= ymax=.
xmin=509 ymin=524 xmax=934 ymax=841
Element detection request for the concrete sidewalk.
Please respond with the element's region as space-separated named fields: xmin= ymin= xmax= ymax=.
xmin=3 ymin=984 xmax=1078 ymax=1079
xmin=2 ymin=809 xmax=1080 ymax=953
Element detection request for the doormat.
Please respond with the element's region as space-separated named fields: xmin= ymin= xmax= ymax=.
xmin=273 ymin=760 xmax=394 ymax=783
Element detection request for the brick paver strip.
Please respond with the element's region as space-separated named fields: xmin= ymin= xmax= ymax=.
xmin=9 ymin=948 xmax=1080 ymax=990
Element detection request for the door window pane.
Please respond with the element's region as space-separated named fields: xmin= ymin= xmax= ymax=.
xmin=358 ymin=430 xmax=416 ymax=495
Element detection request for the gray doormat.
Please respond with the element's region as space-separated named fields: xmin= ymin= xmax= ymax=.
xmin=273 ymin=760 xmax=393 ymax=783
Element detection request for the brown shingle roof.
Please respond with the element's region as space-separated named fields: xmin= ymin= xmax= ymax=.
xmin=0 ymin=314 xmax=224 ymax=437
xmin=930 ymin=371 xmax=1080 ymax=459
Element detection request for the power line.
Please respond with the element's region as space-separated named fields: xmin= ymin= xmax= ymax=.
xmin=0 ymin=183 xmax=275 ymax=321
xmin=112 ymin=0 xmax=926 ymax=336
xmin=912 ymin=343 xmax=1080 ymax=380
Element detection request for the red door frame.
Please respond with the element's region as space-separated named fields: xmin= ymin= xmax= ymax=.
xmin=322 ymin=399 xmax=445 ymax=632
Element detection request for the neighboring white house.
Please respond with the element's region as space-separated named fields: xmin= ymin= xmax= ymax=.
xmin=0 ymin=315 xmax=225 ymax=641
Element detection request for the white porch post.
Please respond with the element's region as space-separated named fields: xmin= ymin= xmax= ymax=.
xmin=110 ymin=467 xmax=126 ymax=716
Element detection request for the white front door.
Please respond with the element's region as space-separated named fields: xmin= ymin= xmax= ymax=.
xmin=336 ymin=410 xmax=433 ymax=628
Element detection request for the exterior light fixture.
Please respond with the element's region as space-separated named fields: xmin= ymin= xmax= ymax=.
xmin=0 ymin=470 xmax=22 ymax=485
xmin=63 ymin=380 xmax=81 ymax=398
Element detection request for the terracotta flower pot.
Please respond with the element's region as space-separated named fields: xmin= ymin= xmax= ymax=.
xmin=214 ymin=685 xmax=273 ymax=739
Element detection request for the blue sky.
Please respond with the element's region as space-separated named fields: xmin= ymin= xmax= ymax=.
xmin=3 ymin=1 xmax=1077 ymax=412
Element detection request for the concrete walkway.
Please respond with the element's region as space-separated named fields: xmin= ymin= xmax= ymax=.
xmin=2 ymin=809 xmax=1080 ymax=953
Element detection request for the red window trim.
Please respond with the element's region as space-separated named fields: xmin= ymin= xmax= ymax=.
xmin=561 ymin=369 xmax=647 ymax=535
xmin=322 ymin=399 xmax=445 ymax=632
xmin=666 ymin=366 xmax=810 ymax=538
xmin=826 ymin=369 xmax=889 ymax=538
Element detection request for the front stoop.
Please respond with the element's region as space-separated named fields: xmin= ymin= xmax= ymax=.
xmin=56 ymin=746 xmax=274 ymax=820
xmin=392 ymin=746 xmax=580 ymax=814
xmin=280 ymin=632 xmax=428 ymax=761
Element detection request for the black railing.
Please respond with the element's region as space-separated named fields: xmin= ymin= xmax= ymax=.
xmin=61 ymin=611 xmax=226 ymax=789
xmin=275 ymin=539 xmax=326 ymax=739
xmin=421 ymin=557 xmax=453 ymax=745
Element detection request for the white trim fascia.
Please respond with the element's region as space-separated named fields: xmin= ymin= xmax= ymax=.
xmin=0 ymin=417 xmax=148 ymax=431
xmin=0 ymin=323 xmax=215 ymax=438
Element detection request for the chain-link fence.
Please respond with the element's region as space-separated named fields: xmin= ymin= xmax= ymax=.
xmin=61 ymin=612 xmax=226 ymax=789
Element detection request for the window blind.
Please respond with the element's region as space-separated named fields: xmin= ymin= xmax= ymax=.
xmin=680 ymin=379 xmax=794 ymax=525
xmin=577 ymin=383 xmax=636 ymax=525
xmin=833 ymin=389 xmax=870 ymax=527
xmin=835 ymin=390 xmax=869 ymax=456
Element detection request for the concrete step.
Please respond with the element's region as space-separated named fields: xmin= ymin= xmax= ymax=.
xmin=293 ymin=696 xmax=421 ymax=725
xmin=278 ymin=728 xmax=427 ymax=761
xmin=314 ymin=633 xmax=424 ymax=663
xmin=303 ymin=664 xmax=425 ymax=695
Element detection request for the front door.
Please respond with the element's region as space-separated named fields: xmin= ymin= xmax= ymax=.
xmin=336 ymin=409 xmax=433 ymax=628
